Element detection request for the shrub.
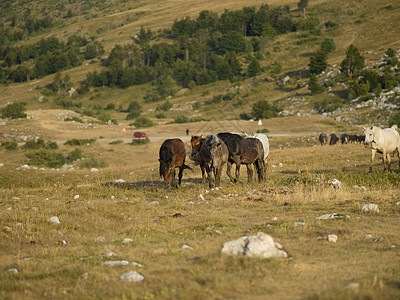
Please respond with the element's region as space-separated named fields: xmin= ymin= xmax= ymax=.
xmin=156 ymin=113 xmax=166 ymax=119
xmin=68 ymin=148 xmax=83 ymax=161
xmin=389 ymin=110 xmax=400 ymax=128
xmin=64 ymin=116 xmax=84 ymax=123
xmin=64 ymin=138 xmax=96 ymax=146
xmin=1 ymin=141 xmax=18 ymax=151
xmin=257 ymin=128 xmax=270 ymax=133
xmin=321 ymin=37 xmax=336 ymax=53
xmin=1 ymin=102 xmax=27 ymax=119
xmin=25 ymin=150 xmax=66 ymax=168
xmin=131 ymin=137 xmax=150 ymax=145
xmin=109 ymin=140 xmax=124 ymax=145
xmin=133 ymin=117 xmax=154 ymax=128
xmin=251 ymin=100 xmax=281 ymax=119
xmin=174 ymin=114 xmax=189 ymax=123
xmin=79 ymin=157 xmax=108 ymax=169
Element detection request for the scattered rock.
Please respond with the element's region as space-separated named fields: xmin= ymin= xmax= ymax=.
xmin=131 ymin=262 xmax=145 ymax=268
xmin=327 ymin=178 xmax=342 ymax=189
xmin=3 ymin=226 xmax=11 ymax=232
xmin=7 ymin=268 xmax=18 ymax=274
xmin=374 ymin=237 xmax=384 ymax=243
xmin=103 ymin=260 xmax=130 ymax=267
xmin=316 ymin=213 xmax=340 ymax=220
xmin=47 ymin=216 xmax=61 ymax=224
xmin=362 ymin=204 xmax=379 ymax=213
xmin=115 ymin=179 xmax=125 ymax=183
xmin=246 ymin=189 xmax=257 ymax=195
xmin=345 ymin=283 xmax=360 ymax=290
xmin=73 ymin=195 xmax=80 ymax=199
xmin=148 ymin=201 xmax=159 ymax=205
xmin=122 ymin=238 xmax=133 ymax=244
xmin=104 ymin=252 xmax=116 ymax=257
xmin=198 ymin=194 xmax=205 ymax=201
xmin=328 ymin=234 xmax=338 ymax=243
xmin=118 ymin=271 xmax=144 ymax=282
xmin=90 ymin=168 xmax=99 ymax=172
xmin=221 ymin=232 xmax=288 ymax=259
xmin=81 ymin=272 xmax=89 ymax=279
xmin=181 ymin=244 xmax=193 ymax=250
xmin=94 ymin=236 xmax=106 ymax=243
xmin=293 ymin=221 xmax=305 ymax=227
xmin=365 ymin=234 xmax=373 ymax=239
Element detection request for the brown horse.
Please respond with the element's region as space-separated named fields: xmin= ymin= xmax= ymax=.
xmin=190 ymin=135 xmax=229 ymax=188
xmin=159 ymin=138 xmax=189 ymax=187
xmin=217 ymin=132 xmax=264 ymax=183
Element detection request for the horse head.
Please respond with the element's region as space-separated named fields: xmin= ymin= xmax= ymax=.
xmin=363 ymin=126 xmax=375 ymax=145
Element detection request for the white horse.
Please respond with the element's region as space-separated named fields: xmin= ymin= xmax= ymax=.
xmin=245 ymin=132 xmax=270 ymax=175
xmin=363 ymin=125 xmax=400 ymax=172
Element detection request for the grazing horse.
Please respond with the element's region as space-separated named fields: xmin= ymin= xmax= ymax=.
xmin=340 ymin=133 xmax=349 ymax=144
xmin=190 ymin=135 xmax=229 ymax=188
xmin=159 ymin=138 xmax=189 ymax=187
xmin=318 ymin=133 xmax=328 ymax=146
xmin=363 ymin=125 xmax=400 ymax=173
xmin=217 ymin=132 xmax=264 ymax=183
xmin=245 ymin=132 xmax=270 ymax=178
xmin=329 ymin=133 xmax=339 ymax=145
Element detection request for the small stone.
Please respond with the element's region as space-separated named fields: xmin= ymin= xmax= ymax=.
xmin=293 ymin=221 xmax=305 ymax=227
xmin=122 ymin=238 xmax=133 ymax=244
xmin=395 ymin=201 xmax=400 ymax=206
xmin=345 ymin=283 xmax=360 ymax=290
xmin=90 ymin=168 xmax=99 ymax=172
xmin=327 ymin=178 xmax=342 ymax=189
xmin=374 ymin=237 xmax=384 ymax=242
xmin=81 ymin=272 xmax=89 ymax=279
xmin=115 ymin=179 xmax=125 ymax=183
xmin=103 ymin=260 xmax=130 ymax=267
xmin=362 ymin=204 xmax=379 ymax=213
xmin=61 ymin=240 xmax=67 ymax=246
xmin=118 ymin=271 xmax=144 ymax=282
xmin=3 ymin=226 xmax=11 ymax=232
xmin=390 ymin=245 xmax=397 ymax=249
xmin=47 ymin=216 xmax=61 ymax=224
xmin=365 ymin=234 xmax=373 ymax=239
xmin=7 ymin=268 xmax=18 ymax=274
xmin=148 ymin=201 xmax=159 ymax=205
xmin=316 ymin=213 xmax=339 ymax=220
xmin=328 ymin=234 xmax=338 ymax=243
xmin=198 ymin=194 xmax=205 ymax=201
xmin=131 ymin=262 xmax=145 ymax=268
xmin=181 ymin=244 xmax=193 ymax=250
xmin=94 ymin=236 xmax=106 ymax=243
xmin=74 ymin=195 xmax=80 ymax=199
xmin=104 ymin=252 xmax=116 ymax=257
xmin=246 ymin=189 xmax=257 ymax=195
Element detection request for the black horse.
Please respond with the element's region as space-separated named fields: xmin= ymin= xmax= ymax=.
xmin=217 ymin=132 xmax=264 ymax=183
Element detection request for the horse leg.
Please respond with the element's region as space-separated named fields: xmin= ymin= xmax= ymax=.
xmin=205 ymin=164 xmax=213 ymax=188
xmin=386 ymin=152 xmax=391 ymax=171
xmin=382 ymin=149 xmax=387 ymax=171
xmin=215 ymin=166 xmax=222 ymax=187
xmin=369 ymin=149 xmax=376 ymax=173
xmin=235 ymin=158 xmax=241 ymax=183
xmin=246 ymin=164 xmax=253 ymax=183
xmin=397 ymin=148 xmax=400 ymax=170
xmin=226 ymin=161 xmax=236 ymax=183
xmin=171 ymin=169 xmax=176 ymax=187
xmin=178 ymin=165 xmax=184 ymax=185
xmin=200 ymin=164 xmax=207 ymax=185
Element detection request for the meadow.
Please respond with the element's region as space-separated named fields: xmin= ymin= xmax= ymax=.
xmin=1 ymin=125 xmax=399 ymax=299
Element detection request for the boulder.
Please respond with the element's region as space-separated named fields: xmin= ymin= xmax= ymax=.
xmin=221 ymin=232 xmax=288 ymax=259
xmin=362 ymin=204 xmax=379 ymax=213
xmin=118 ymin=271 xmax=144 ymax=282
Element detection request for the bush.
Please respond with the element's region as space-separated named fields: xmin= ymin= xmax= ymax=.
xmin=1 ymin=102 xmax=27 ymax=119
xmin=133 ymin=117 xmax=154 ymax=128
xmin=251 ymin=100 xmax=281 ymax=119
xmin=131 ymin=137 xmax=150 ymax=145
xmin=79 ymin=157 xmax=108 ymax=169
xmin=64 ymin=138 xmax=96 ymax=146
xmin=174 ymin=114 xmax=189 ymax=123
xmin=22 ymin=139 xmax=58 ymax=150
xmin=64 ymin=116 xmax=84 ymax=123
xmin=156 ymin=113 xmax=166 ymax=119
xmin=109 ymin=140 xmax=124 ymax=145
xmin=68 ymin=148 xmax=83 ymax=161
xmin=389 ymin=110 xmax=400 ymax=128
xmin=257 ymin=128 xmax=270 ymax=133
xmin=25 ymin=150 xmax=66 ymax=168
xmin=321 ymin=37 xmax=336 ymax=53
xmin=1 ymin=141 xmax=18 ymax=151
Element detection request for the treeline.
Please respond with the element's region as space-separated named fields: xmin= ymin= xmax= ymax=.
xmin=81 ymin=5 xmax=321 ymax=96
xmin=0 ymin=35 xmax=104 ymax=83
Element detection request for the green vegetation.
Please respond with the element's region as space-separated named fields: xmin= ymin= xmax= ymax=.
xmin=64 ymin=138 xmax=96 ymax=146
xmin=130 ymin=137 xmax=150 ymax=145
xmin=1 ymin=102 xmax=27 ymax=119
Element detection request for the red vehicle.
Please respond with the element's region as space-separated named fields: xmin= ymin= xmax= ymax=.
xmin=133 ymin=131 xmax=147 ymax=138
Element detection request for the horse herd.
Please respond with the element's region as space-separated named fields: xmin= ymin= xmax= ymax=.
xmin=158 ymin=125 xmax=400 ymax=187
xmin=158 ymin=132 xmax=269 ymax=188
xmin=318 ymin=132 xmax=365 ymax=146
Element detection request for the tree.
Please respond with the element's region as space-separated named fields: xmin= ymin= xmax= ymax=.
xmin=247 ymin=57 xmax=261 ymax=77
xmin=251 ymin=100 xmax=280 ymax=119
xmin=340 ymin=44 xmax=365 ymax=78
xmin=1 ymin=102 xmax=27 ymax=119
xmin=308 ymin=74 xmax=324 ymax=94
xmin=321 ymin=37 xmax=336 ymax=53
xmin=298 ymin=0 xmax=309 ymax=18
xmin=217 ymin=31 xmax=246 ymax=54
xmin=309 ymin=50 xmax=327 ymax=75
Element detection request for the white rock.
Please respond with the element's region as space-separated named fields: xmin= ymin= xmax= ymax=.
xmin=131 ymin=262 xmax=145 ymax=268
xmin=82 ymin=272 xmax=89 ymax=279
xmin=362 ymin=204 xmax=379 ymax=213
xmin=148 ymin=201 xmax=159 ymax=205
xmin=47 ymin=216 xmax=61 ymax=224
xmin=115 ymin=179 xmax=125 ymax=183
xmin=345 ymin=283 xmax=360 ymax=290
xmin=198 ymin=194 xmax=205 ymax=201
xmin=181 ymin=244 xmax=193 ymax=250
xmin=7 ymin=268 xmax=18 ymax=274
xmin=278 ymin=162 xmax=283 ymax=167
xmin=327 ymin=178 xmax=342 ymax=189
xmin=74 ymin=195 xmax=80 ymax=199
xmin=122 ymin=238 xmax=133 ymax=244
xmin=3 ymin=226 xmax=11 ymax=232
xmin=316 ymin=213 xmax=339 ymax=220
xmin=221 ymin=232 xmax=288 ymax=259
xmin=293 ymin=221 xmax=305 ymax=227
xmin=62 ymin=240 xmax=67 ymax=246
xmin=396 ymin=201 xmax=400 ymax=206
xmin=94 ymin=236 xmax=106 ymax=243
xmin=90 ymin=168 xmax=99 ymax=172
xmin=103 ymin=260 xmax=130 ymax=266
xmin=365 ymin=234 xmax=373 ymax=239
xmin=0 ymin=163 xmax=4 ymax=167
xmin=118 ymin=271 xmax=144 ymax=282
xmin=328 ymin=234 xmax=338 ymax=243
xmin=246 ymin=189 xmax=257 ymax=195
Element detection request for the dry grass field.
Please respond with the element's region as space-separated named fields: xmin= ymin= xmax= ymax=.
xmin=1 ymin=0 xmax=400 ymax=298
xmin=1 ymin=118 xmax=400 ymax=299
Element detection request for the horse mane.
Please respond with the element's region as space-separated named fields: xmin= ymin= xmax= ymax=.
xmin=159 ymin=142 xmax=174 ymax=177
